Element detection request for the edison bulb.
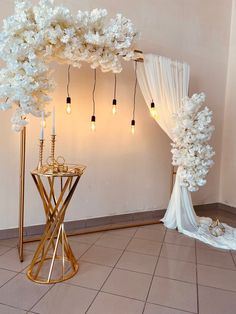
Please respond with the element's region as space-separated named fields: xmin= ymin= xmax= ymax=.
xmin=150 ymin=107 xmax=157 ymax=118
xmin=91 ymin=121 xmax=96 ymax=131
xmin=66 ymin=104 xmax=71 ymax=114
xmin=112 ymin=105 xmax=117 ymax=115
xmin=131 ymin=125 xmax=135 ymax=134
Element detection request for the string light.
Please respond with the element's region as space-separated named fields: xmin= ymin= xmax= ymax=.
xmin=150 ymin=100 xmax=157 ymax=118
xmin=131 ymin=61 xmax=138 ymax=134
xmin=91 ymin=69 xmax=97 ymax=131
xmin=112 ymin=74 xmax=117 ymax=115
xmin=66 ymin=65 xmax=72 ymax=114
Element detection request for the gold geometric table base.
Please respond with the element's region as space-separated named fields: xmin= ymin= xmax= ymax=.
xmin=27 ymin=166 xmax=85 ymax=284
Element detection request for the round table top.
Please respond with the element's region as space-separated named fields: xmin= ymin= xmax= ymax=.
xmin=31 ymin=164 xmax=86 ymax=178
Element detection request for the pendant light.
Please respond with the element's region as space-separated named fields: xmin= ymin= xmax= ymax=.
xmin=91 ymin=69 xmax=97 ymax=131
xmin=131 ymin=61 xmax=138 ymax=134
xmin=112 ymin=74 xmax=117 ymax=115
xmin=66 ymin=65 xmax=72 ymax=114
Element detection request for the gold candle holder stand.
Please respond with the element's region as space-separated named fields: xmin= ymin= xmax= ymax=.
xmin=50 ymin=134 xmax=56 ymax=161
xmin=37 ymin=139 xmax=44 ymax=171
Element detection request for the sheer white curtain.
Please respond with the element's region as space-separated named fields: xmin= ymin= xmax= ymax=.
xmin=137 ymin=54 xmax=236 ymax=249
xmin=137 ymin=53 xmax=198 ymax=232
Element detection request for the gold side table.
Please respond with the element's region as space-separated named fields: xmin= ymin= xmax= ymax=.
xmin=27 ymin=165 xmax=86 ymax=284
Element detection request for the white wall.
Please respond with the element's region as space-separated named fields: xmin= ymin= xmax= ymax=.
xmin=220 ymin=0 xmax=236 ymax=207
xmin=0 ymin=0 xmax=232 ymax=230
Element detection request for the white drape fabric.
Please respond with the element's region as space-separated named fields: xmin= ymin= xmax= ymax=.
xmin=137 ymin=53 xmax=236 ymax=250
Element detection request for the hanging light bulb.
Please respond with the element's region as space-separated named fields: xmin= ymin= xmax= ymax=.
xmin=91 ymin=115 xmax=96 ymax=131
xmin=66 ymin=65 xmax=72 ymax=114
xmin=91 ymin=69 xmax=97 ymax=132
xmin=150 ymin=101 xmax=157 ymax=118
xmin=112 ymin=74 xmax=117 ymax=115
xmin=112 ymin=98 xmax=117 ymax=115
xmin=66 ymin=96 xmax=71 ymax=114
xmin=130 ymin=61 xmax=137 ymax=135
xmin=131 ymin=119 xmax=135 ymax=134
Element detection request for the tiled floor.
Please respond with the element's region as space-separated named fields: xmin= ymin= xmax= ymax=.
xmin=0 ymin=224 xmax=236 ymax=313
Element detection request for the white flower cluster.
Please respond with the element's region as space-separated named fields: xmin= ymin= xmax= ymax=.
xmin=171 ymin=93 xmax=215 ymax=192
xmin=0 ymin=0 xmax=137 ymax=131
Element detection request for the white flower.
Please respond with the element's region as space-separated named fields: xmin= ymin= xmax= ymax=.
xmin=0 ymin=0 xmax=137 ymax=131
xmin=171 ymin=93 xmax=215 ymax=192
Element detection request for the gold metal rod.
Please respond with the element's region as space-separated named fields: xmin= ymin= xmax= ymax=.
xmin=62 ymin=224 xmax=65 ymax=278
xmin=47 ymin=224 xmax=62 ymax=282
xmin=23 ymin=220 xmax=162 ymax=245
xmin=18 ymin=126 xmax=26 ymax=262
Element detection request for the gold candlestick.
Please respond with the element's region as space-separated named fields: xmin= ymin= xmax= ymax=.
xmin=37 ymin=139 xmax=44 ymax=171
xmin=50 ymin=134 xmax=56 ymax=161
xmin=50 ymin=134 xmax=57 ymax=173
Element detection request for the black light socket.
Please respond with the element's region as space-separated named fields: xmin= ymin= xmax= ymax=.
xmin=112 ymin=99 xmax=117 ymax=105
xmin=151 ymin=101 xmax=155 ymax=108
xmin=131 ymin=119 xmax=135 ymax=126
xmin=91 ymin=115 xmax=96 ymax=122
xmin=66 ymin=97 xmax=71 ymax=104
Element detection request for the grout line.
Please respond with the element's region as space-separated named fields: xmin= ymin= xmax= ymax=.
xmin=197 ymin=283 xmax=236 ymax=294
xmin=85 ymin=226 xmax=140 ymax=313
xmin=0 ymin=246 xmax=15 ymax=257
xmin=195 ymin=239 xmax=200 ymax=314
xmin=26 ymin=233 xmax=105 ymax=313
xmin=90 ymin=290 xmax=146 ymax=303
xmin=0 ymin=301 xmax=30 ymax=312
xmin=28 ymin=284 xmax=55 ymax=312
xmin=0 ymin=270 xmax=21 ymax=289
xmin=196 ymin=261 xmax=236 ymax=271
xmin=76 ymin=232 xmax=105 ymax=261
xmin=154 ymin=274 xmax=196 ymax=285
xmin=142 ymin=227 xmax=167 ymax=314
xmin=230 ymin=250 xmax=236 ymax=268
xmin=146 ymin=301 xmax=197 ymax=314
xmin=197 ymin=262 xmax=236 ymax=272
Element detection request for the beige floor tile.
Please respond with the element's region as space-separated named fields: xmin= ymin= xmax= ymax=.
xmin=198 ymin=285 xmax=236 ymax=314
xmin=94 ymin=234 xmax=130 ymax=250
xmin=148 ymin=277 xmax=197 ymax=313
xmin=116 ymin=251 xmax=157 ymax=274
xmin=0 ymin=273 xmax=51 ymax=311
xmin=0 ymin=268 xmax=18 ymax=287
xmin=232 ymin=252 xmax=236 ymax=264
xmin=198 ymin=264 xmax=236 ymax=292
xmin=32 ymin=283 xmax=97 ymax=314
xmin=144 ymin=303 xmax=192 ymax=314
xmin=196 ymin=240 xmax=229 ymax=252
xmin=126 ymin=238 xmax=162 ymax=256
xmin=140 ymin=223 xmax=166 ymax=231
xmin=0 ymin=248 xmax=33 ymax=272
xmin=0 ymin=238 xmax=18 ymax=248
xmin=134 ymin=228 xmax=165 ymax=242
xmin=156 ymin=257 xmax=196 ymax=283
xmin=68 ymin=241 xmax=91 ymax=259
xmin=102 ymin=268 xmax=152 ymax=301
xmin=0 ymin=245 xmax=12 ymax=255
xmin=80 ymin=245 xmax=123 ymax=267
xmin=0 ymin=304 xmax=26 ymax=314
xmin=68 ymin=232 xmax=103 ymax=244
xmin=197 ymin=248 xmax=235 ymax=269
xmin=87 ymin=292 xmax=144 ymax=314
xmin=164 ymin=230 xmax=195 ymax=247
xmin=67 ymin=261 xmax=112 ymax=290
xmin=105 ymin=227 xmax=137 ymax=237
xmin=161 ymin=243 xmax=196 ymax=263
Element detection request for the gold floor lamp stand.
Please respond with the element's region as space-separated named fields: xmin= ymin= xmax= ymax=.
xmin=27 ymin=168 xmax=84 ymax=284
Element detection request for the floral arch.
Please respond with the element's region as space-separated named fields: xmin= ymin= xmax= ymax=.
xmin=0 ymin=0 xmax=137 ymax=131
